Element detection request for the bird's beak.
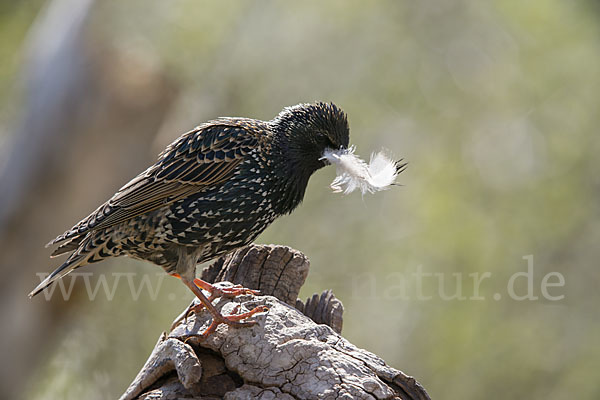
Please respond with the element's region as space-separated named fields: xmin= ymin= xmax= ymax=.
xmin=320 ymin=147 xmax=339 ymax=165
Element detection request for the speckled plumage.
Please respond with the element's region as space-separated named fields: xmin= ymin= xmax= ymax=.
xmin=30 ymin=102 xmax=350 ymax=299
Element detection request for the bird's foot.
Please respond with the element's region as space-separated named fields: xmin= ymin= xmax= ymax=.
xmin=171 ymin=276 xmax=266 ymax=336
xmin=170 ymin=280 xmax=265 ymax=332
xmin=192 ymin=278 xmax=260 ymax=301
xmin=178 ymin=304 xmax=269 ymax=340
xmin=200 ymin=304 xmax=268 ymax=337
xmin=171 ymin=302 xmax=201 ymax=331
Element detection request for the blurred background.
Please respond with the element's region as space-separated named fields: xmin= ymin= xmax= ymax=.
xmin=1 ymin=0 xmax=598 ymax=399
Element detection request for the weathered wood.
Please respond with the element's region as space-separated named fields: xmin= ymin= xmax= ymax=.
xmin=296 ymin=289 xmax=344 ymax=335
xmin=121 ymin=245 xmax=430 ymax=400
xmin=203 ymin=244 xmax=344 ymax=333
xmin=201 ymin=244 xmax=310 ymax=307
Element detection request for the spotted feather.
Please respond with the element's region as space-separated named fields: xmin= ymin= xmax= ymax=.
xmin=47 ymin=122 xmax=260 ymax=247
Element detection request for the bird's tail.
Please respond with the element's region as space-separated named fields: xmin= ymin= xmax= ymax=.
xmin=29 ymin=233 xmax=111 ymax=298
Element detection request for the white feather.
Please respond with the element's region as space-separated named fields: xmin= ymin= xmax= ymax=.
xmin=321 ymin=146 xmax=400 ymax=195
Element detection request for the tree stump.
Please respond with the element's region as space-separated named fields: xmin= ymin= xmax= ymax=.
xmin=120 ymin=244 xmax=430 ymax=400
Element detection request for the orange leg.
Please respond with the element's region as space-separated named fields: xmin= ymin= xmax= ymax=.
xmin=170 ymin=273 xmax=260 ymax=300
xmin=169 ymin=273 xmax=266 ymax=336
xmin=195 ymin=279 xmax=260 ymax=300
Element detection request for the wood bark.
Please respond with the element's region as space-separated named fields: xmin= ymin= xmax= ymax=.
xmin=121 ymin=245 xmax=430 ymax=400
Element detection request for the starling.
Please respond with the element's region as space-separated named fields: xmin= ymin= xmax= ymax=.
xmin=30 ymin=102 xmax=354 ymax=336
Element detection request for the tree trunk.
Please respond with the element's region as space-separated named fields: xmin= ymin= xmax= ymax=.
xmin=121 ymin=245 xmax=431 ymax=400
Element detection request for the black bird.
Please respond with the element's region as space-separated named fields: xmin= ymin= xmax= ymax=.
xmin=30 ymin=102 xmax=351 ymax=335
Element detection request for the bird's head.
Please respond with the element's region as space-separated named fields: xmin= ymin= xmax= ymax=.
xmin=272 ymin=102 xmax=350 ymax=174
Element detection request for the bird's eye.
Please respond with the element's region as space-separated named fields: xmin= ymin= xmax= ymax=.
xmin=317 ymin=131 xmax=335 ymax=147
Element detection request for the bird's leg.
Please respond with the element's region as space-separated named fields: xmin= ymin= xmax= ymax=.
xmin=169 ymin=249 xmax=266 ymax=337
xmin=179 ymin=277 xmax=267 ymax=338
xmin=170 ymin=273 xmax=260 ymax=303
xmin=192 ymin=278 xmax=260 ymax=301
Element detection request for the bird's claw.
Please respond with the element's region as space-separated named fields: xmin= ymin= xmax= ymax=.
xmin=178 ymin=305 xmax=269 ymax=340
xmin=170 ymin=277 xmax=264 ymax=335
xmin=207 ymin=284 xmax=261 ymax=301
xmin=170 ymin=301 xmax=205 ymax=331
xmin=192 ymin=279 xmax=260 ymax=301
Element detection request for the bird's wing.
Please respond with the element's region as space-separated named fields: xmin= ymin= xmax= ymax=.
xmin=47 ymin=122 xmax=260 ymax=247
